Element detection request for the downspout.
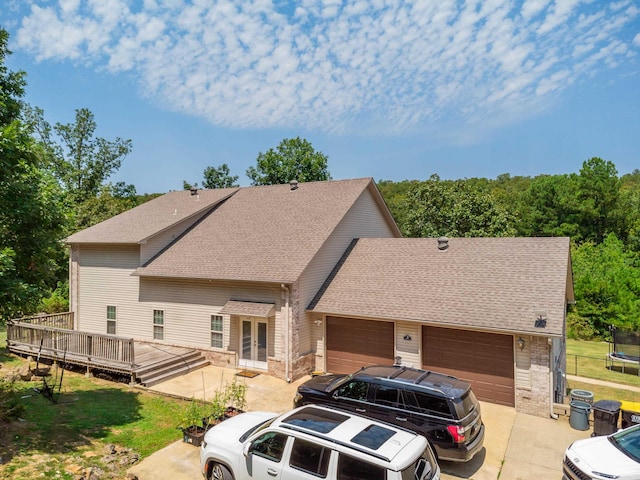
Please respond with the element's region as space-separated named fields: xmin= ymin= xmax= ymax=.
xmin=549 ymin=337 xmax=559 ymax=419
xmin=281 ymin=284 xmax=291 ymax=383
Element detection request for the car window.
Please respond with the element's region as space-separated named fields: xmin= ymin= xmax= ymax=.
xmin=249 ymin=432 xmax=288 ymax=462
xmin=336 ymin=380 xmax=369 ymax=401
xmin=451 ymin=390 xmax=478 ymax=418
xmin=337 ymin=453 xmax=385 ymax=480
xmin=404 ymin=390 xmax=453 ymax=418
xmin=373 ymin=385 xmax=400 ymax=407
xmin=289 ymin=438 xmax=331 ymax=478
xmin=400 ymin=445 xmax=438 ymax=480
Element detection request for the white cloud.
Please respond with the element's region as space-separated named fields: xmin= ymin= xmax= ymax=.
xmin=12 ymin=0 xmax=640 ymax=136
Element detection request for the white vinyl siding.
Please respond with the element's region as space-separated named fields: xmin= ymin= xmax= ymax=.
xmin=515 ymin=335 xmax=532 ymax=390
xmin=75 ymin=244 xmax=139 ymax=333
xmin=395 ymin=321 xmax=420 ymax=367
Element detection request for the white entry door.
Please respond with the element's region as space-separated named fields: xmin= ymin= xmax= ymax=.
xmin=239 ymin=318 xmax=267 ymax=370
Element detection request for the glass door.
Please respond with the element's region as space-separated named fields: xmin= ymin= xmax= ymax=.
xmin=240 ymin=318 xmax=268 ymax=370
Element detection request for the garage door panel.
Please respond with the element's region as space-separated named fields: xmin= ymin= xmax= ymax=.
xmin=326 ymin=317 xmax=394 ymax=374
xmin=422 ymin=326 xmax=515 ymax=407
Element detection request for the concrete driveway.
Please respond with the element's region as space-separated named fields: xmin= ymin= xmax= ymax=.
xmin=127 ymin=365 xmax=591 ymax=480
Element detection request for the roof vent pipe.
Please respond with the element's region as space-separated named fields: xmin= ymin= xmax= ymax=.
xmin=289 ymin=179 xmax=298 ymax=190
xmin=437 ymin=236 xmax=449 ymax=250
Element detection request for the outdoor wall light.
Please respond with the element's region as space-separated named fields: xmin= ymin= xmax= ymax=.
xmin=403 ymin=334 xmax=412 ymax=341
xmin=517 ymin=337 xmax=525 ymax=351
xmin=314 ymin=319 xmax=323 ymax=326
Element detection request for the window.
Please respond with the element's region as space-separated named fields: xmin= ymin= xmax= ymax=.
xmin=289 ymin=438 xmax=331 ymax=477
xmin=107 ymin=306 xmax=116 ymax=334
xmin=337 ymin=453 xmax=385 ymax=480
xmin=211 ymin=315 xmax=223 ymax=348
xmin=336 ymin=381 xmax=369 ymax=401
xmin=373 ymin=385 xmax=400 ymax=407
xmin=153 ymin=310 xmax=164 ymax=340
xmin=248 ymin=432 xmax=287 ymax=462
xmin=403 ymin=391 xmax=452 ymax=418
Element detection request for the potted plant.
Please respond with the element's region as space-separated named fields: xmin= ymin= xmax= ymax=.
xmin=224 ymin=378 xmax=248 ymax=419
xmin=202 ymin=389 xmax=227 ymax=428
xmin=179 ymin=398 xmax=210 ymax=446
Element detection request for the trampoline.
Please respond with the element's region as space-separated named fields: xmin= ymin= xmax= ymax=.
xmin=607 ymin=326 xmax=640 ymax=375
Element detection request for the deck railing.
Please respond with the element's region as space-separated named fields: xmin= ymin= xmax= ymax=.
xmin=13 ymin=312 xmax=74 ymax=329
xmin=6 ymin=322 xmax=135 ymax=369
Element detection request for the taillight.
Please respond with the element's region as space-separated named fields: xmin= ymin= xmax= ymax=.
xmin=447 ymin=425 xmax=465 ymax=443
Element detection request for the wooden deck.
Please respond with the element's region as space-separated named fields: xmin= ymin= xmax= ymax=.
xmin=6 ymin=314 xmax=209 ymax=386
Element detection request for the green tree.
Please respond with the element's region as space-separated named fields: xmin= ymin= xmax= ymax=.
xmin=203 ymin=163 xmax=239 ymax=188
xmin=577 ymin=157 xmax=621 ymax=243
xmin=516 ymin=174 xmax=580 ymax=238
xmin=246 ymin=137 xmax=331 ymax=185
xmin=570 ymin=234 xmax=640 ymax=338
xmin=400 ymin=175 xmax=516 ymax=238
xmin=0 ymin=29 xmax=66 ymax=319
xmin=28 ymin=107 xmax=133 ymax=203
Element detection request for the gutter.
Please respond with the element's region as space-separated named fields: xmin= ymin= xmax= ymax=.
xmin=281 ymin=284 xmax=291 ymax=383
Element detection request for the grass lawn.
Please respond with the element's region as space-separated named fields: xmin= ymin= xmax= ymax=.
xmin=0 ymin=326 xmax=196 ymax=480
xmin=566 ymin=338 xmax=640 ymax=388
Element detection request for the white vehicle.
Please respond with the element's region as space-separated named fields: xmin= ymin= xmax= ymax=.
xmin=200 ymin=404 xmax=440 ymax=480
xmin=563 ymin=423 xmax=640 ymax=480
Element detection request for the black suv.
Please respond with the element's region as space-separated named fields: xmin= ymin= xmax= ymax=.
xmin=293 ymin=365 xmax=484 ymax=462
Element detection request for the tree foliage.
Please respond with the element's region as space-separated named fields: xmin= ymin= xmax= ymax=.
xmin=400 ymin=175 xmax=516 ymax=238
xmin=569 ymin=235 xmax=640 ymax=337
xmin=246 ymin=137 xmax=331 ymax=185
xmin=0 ymin=29 xmax=66 ymax=320
xmin=203 ymin=163 xmax=239 ymax=188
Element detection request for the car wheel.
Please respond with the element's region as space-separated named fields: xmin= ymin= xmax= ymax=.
xmin=210 ymin=463 xmax=234 ymax=480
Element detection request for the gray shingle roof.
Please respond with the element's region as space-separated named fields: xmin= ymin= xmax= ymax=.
xmin=134 ymin=178 xmax=398 ymax=283
xmin=308 ymin=237 xmax=573 ymax=336
xmin=66 ymin=189 xmax=237 ymax=244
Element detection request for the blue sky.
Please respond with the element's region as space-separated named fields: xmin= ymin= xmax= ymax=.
xmin=2 ymin=0 xmax=639 ymax=194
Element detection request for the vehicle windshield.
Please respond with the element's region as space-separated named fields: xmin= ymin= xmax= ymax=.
xmin=329 ymin=374 xmax=352 ymax=391
xmin=609 ymin=425 xmax=640 ymax=462
xmin=239 ymin=417 xmax=276 ymax=443
xmin=400 ymin=445 xmax=438 ymax=480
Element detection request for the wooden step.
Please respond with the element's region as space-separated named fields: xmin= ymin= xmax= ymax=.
xmin=135 ymin=350 xmax=209 ymax=387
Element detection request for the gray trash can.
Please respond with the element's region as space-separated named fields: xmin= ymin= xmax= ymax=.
xmin=570 ymin=400 xmax=591 ymax=431
xmin=571 ymin=389 xmax=594 ymax=404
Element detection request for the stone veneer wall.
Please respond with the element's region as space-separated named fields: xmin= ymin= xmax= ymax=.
xmin=516 ymin=335 xmax=551 ymax=417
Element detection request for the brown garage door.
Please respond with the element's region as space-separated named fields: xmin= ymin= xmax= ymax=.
xmin=422 ymin=326 xmax=515 ymax=407
xmin=326 ymin=317 xmax=394 ymax=374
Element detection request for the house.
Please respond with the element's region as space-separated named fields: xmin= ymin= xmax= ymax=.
xmin=65 ymin=178 xmax=574 ymax=417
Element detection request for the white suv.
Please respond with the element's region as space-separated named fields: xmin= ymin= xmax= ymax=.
xmin=200 ymin=404 xmax=440 ymax=480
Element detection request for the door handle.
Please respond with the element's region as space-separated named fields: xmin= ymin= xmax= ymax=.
xmin=267 ymin=468 xmax=278 ymax=476
xmin=395 ymin=416 xmax=408 ymax=422
xmin=356 ymin=408 xmax=366 ymax=413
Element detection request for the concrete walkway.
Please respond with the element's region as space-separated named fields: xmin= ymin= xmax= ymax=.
xmin=128 ymin=366 xmax=595 ymax=480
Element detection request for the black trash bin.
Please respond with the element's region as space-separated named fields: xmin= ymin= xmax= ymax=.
xmin=592 ymin=399 xmax=621 ymax=436
xmin=569 ymin=400 xmax=591 ymax=431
